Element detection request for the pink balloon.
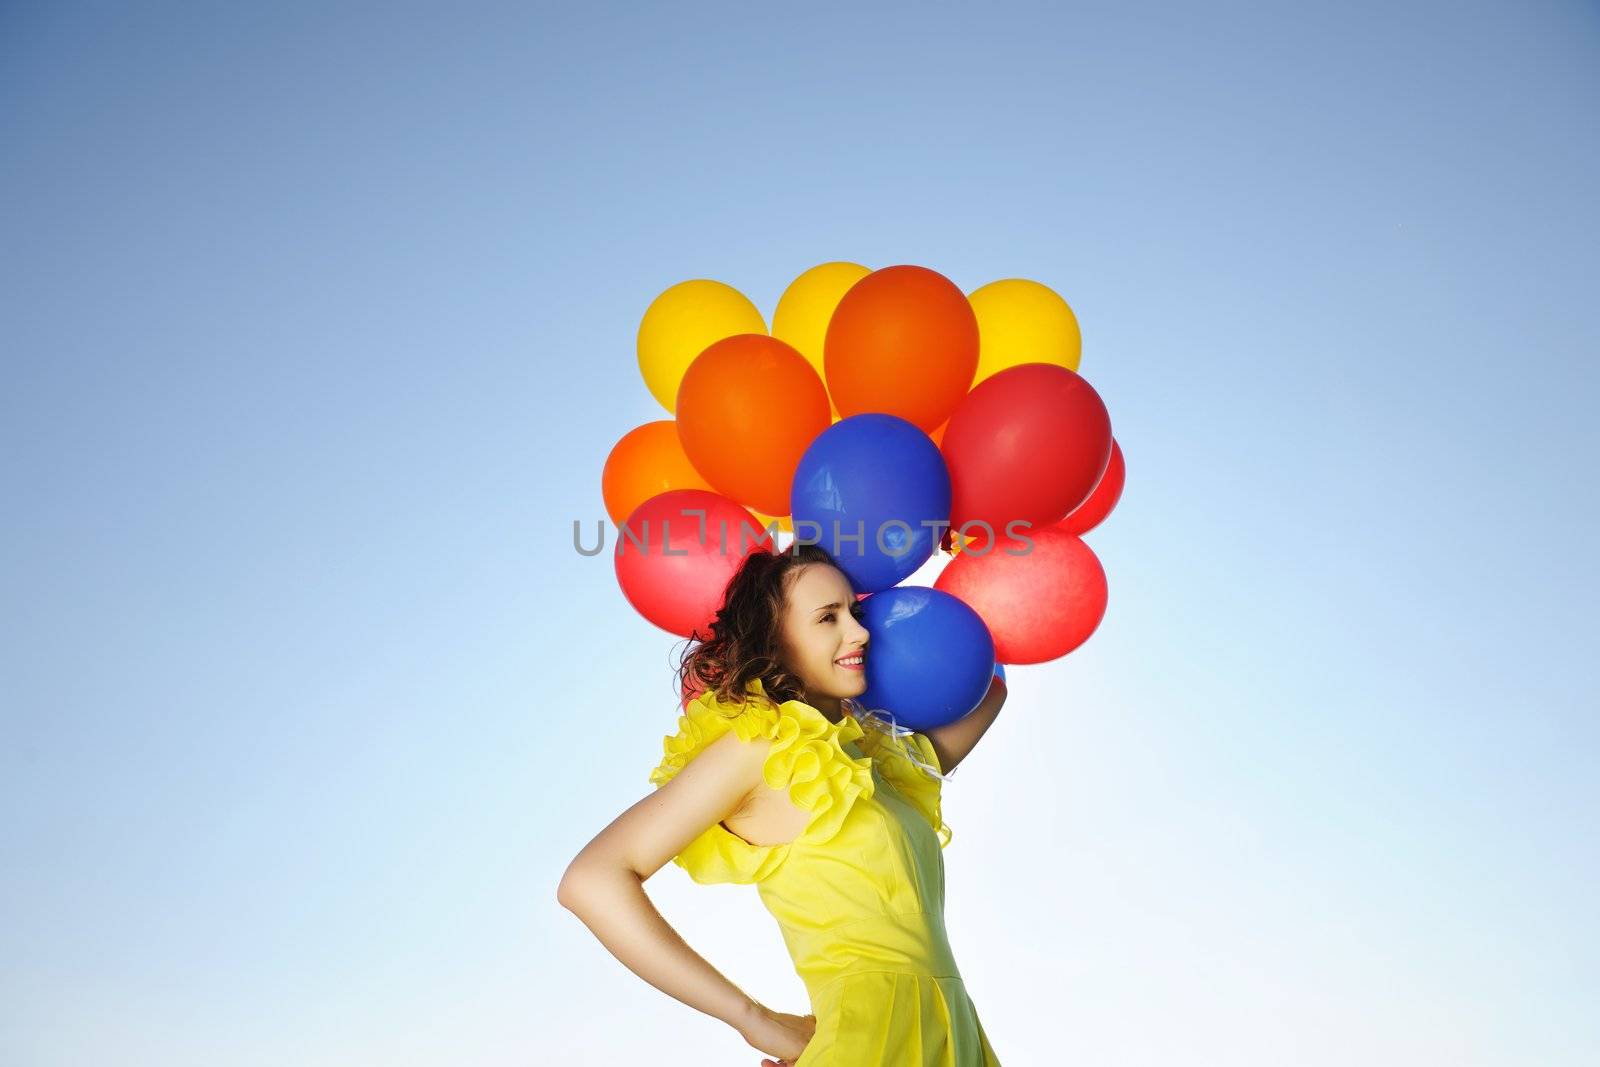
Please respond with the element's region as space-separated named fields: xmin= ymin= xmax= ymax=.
xmin=614 ymin=489 xmax=773 ymax=639
xmin=935 ymin=522 xmax=1107 ymax=664
xmin=1061 ymin=438 xmax=1125 ymax=535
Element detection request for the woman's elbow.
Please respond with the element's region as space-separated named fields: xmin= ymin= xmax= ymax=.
xmin=557 ymin=859 xmax=598 ymax=910
xmin=557 ymin=856 xmax=638 ymax=910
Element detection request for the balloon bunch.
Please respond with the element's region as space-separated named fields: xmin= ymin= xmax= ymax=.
xmin=603 ymin=262 xmax=1126 ymax=730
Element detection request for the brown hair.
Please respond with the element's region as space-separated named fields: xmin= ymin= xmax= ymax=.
xmin=675 ymin=541 xmax=846 ymax=709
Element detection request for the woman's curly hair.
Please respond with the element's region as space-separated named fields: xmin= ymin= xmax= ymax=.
xmin=675 ymin=541 xmax=845 ymax=709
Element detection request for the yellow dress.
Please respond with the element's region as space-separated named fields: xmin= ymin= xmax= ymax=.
xmin=649 ymin=678 xmax=1002 ymax=1066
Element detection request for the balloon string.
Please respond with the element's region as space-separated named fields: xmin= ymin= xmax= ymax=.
xmin=843 ymin=699 xmax=959 ymax=782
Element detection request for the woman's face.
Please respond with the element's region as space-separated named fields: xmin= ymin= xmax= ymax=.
xmin=778 ymin=563 xmax=870 ymax=706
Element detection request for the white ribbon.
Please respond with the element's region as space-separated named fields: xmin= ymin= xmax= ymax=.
xmin=842 ymin=698 xmax=958 ymax=781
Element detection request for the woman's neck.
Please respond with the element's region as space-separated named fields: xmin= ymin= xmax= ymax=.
xmin=809 ymin=693 xmax=846 ymax=724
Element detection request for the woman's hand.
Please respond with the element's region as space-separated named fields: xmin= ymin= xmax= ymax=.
xmin=734 ymin=1001 xmax=815 ymax=1065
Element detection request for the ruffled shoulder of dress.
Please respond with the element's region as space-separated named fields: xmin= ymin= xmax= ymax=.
xmin=647 ymin=678 xmax=875 ymax=885
xmin=850 ymin=713 xmax=954 ymax=850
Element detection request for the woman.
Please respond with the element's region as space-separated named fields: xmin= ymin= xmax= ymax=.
xmin=558 ymin=542 xmax=1007 ymax=1064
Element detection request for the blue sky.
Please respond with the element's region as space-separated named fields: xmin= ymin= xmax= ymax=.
xmin=3 ymin=1 xmax=1597 ymax=1064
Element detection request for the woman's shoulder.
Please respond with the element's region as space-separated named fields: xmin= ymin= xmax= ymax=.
xmin=646 ymin=679 xmax=876 ymax=884
xmin=649 ymin=678 xmax=856 ymax=786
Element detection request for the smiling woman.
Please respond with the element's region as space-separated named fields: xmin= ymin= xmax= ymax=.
xmin=678 ymin=544 xmax=873 ymax=721
xmin=558 ymin=543 xmax=1005 ymax=1066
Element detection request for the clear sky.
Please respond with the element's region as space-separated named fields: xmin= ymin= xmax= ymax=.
xmin=3 ymin=2 xmax=1597 ymax=1064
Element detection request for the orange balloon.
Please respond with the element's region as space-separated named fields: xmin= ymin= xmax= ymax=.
xmin=676 ymin=334 xmax=832 ymax=515
xmin=601 ymin=420 xmax=713 ymax=527
xmin=824 ymin=265 xmax=979 ymax=432
xmin=928 ymin=419 xmax=948 ymax=448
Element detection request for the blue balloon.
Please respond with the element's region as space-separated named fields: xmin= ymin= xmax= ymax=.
xmin=992 ymin=662 xmax=1007 ymax=683
xmin=857 ymin=586 xmax=996 ymax=732
xmin=790 ymin=414 xmax=951 ymax=593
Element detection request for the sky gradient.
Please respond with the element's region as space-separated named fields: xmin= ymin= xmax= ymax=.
xmin=3 ymin=2 xmax=1597 ymax=1064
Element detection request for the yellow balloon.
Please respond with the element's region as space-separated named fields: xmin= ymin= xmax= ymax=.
xmin=637 ymin=280 xmax=767 ymax=413
xmin=967 ymin=278 xmax=1082 ymax=387
xmin=748 ymin=508 xmax=794 ymax=534
xmin=772 ymin=261 xmax=871 ymax=420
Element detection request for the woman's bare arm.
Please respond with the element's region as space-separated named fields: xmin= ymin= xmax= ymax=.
xmin=921 ymin=672 xmax=1007 ymax=774
xmin=556 ymin=729 xmax=770 ymax=1030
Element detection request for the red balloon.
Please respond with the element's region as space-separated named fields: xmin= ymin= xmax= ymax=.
xmin=615 ymin=489 xmax=774 ymax=638
xmin=1060 ymin=438 xmax=1125 ymax=536
xmin=934 ymin=521 xmax=1107 ymax=664
xmin=941 ymin=364 xmax=1112 ymax=548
